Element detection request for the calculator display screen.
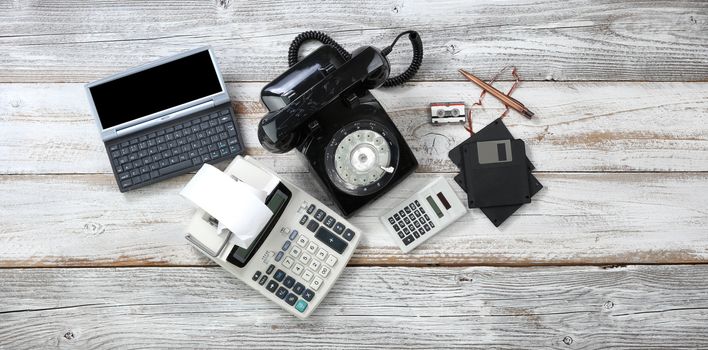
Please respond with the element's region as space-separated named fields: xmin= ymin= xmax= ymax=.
xmin=426 ymin=195 xmax=444 ymax=218
xmin=227 ymin=183 xmax=291 ymax=267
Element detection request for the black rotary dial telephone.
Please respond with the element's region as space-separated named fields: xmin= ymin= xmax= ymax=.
xmin=258 ymin=30 xmax=423 ymax=217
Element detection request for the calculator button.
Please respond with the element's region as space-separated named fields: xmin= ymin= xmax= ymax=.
xmin=309 ymin=259 xmax=321 ymax=271
xmin=252 ymin=271 xmax=261 ymax=281
xmin=418 ymin=228 xmax=425 ymax=235
xmin=258 ymin=275 xmax=268 ymax=285
xmin=414 ymin=210 xmax=420 ymax=216
xmin=342 ymin=229 xmax=355 ymax=242
xmin=316 ymin=248 xmax=327 ymax=260
xmin=409 ymin=203 xmax=416 ymax=210
xmin=398 ymin=210 xmax=405 ymax=217
xmin=299 ymin=253 xmax=312 ymax=265
xmin=302 ymin=289 xmax=315 ymax=302
xmin=333 ymin=222 xmax=345 ymax=234
xmin=302 ymin=269 xmax=314 ymax=282
xmin=296 ymin=236 xmax=308 ymax=247
xmin=388 ymin=217 xmax=395 ymax=224
xmin=293 ymin=282 xmax=305 ymax=295
xmin=402 ymin=235 xmax=415 ymax=245
xmin=419 ymin=218 xmax=426 ymax=225
xmin=289 ymin=230 xmax=298 ymax=240
xmin=276 ymin=286 xmax=288 ymax=299
xmin=324 ymin=215 xmax=335 ymax=228
xmin=306 ymin=242 xmax=318 ymax=254
xmin=292 ymin=264 xmax=304 ymax=276
xmin=394 ymin=213 xmax=401 ymax=221
xmin=280 ymin=227 xmax=290 ymax=234
xmin=266 ymin=280 xmax=278 ymax=293
xmin=307 ymin=204 xmax=316 ymax=214
xmin=299 ymin=215 xmax=309 ymax=225
xmin=290 ymin=246 xmax=302 ymax=258
xmin=398 ymin=231 xmax=405 ymax=238
xmin=314 ymin=209 xmax=326 ymax=221
xmin=295 ymin=299 xmax=308 ymax=312
xmin=275 ymin=251 xmax=284 ymax=262
xmin=393 ymin=224 xmax=400 ymax=231
xmin=404 ymin=217 xmax=410 ymax=224
xmin=318 ymin=266 xmax=330 ymax=277
xmin=413 ymin=230 xmax=420 ymax=238
xmin=285 ymin=293 xmax=298 ymax=306
xmin=408 ymin=224 xmax=415 ymax=232
xmin=266 ymin=264 xmax=275 ymax=275
xmin=424 ymin=214 xmax=430 ymax=221
xmin=404 ymin=207 xmax=411 ymax=213
xmin=282 ymin=240 xmax=291 ymax=251
xmin=430 ymin=222 xmax=435 ymax=228
xmin=273 ymin=269 xmax=286 ymax=282
xmin=420 ymin=207 xmax=426 ymax=214
xmin=325 ymin=255 xmax=337 ymax=267
xmin=283 ymin=256 xmax=294 ymax=268
xmin=306 ymin=220 xmax=319 ymax=232
xmin=315 ymin=227 xmax=348 ymax=254
xmin=414 ymin=221 xmax=421 ymax=228
xmin=424 ymin=224 xmax=431 ymax=231
xmin=414 ymin=200 xmax=420 ymax=206
xmin=403 ymin=227 xmax=410 ymax=234
xmin=311 ymin=277 xmax=323 ymax=291
xmin=283 ymin=276 xmax=295 ymax=288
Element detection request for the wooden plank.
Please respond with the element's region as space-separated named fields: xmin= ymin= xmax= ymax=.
xmin=1 ymin=82 xmax=706 ymax=174
xmin=0 ymin=0 xmax=706 ymax=82
xmin=1 ymin=172 xmax=706 ymax=267
xmin=2 ymin=265 xmax=708 ymax=348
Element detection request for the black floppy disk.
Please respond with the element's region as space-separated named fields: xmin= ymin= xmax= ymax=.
xmin=448 ymin=118 xmax=543 ymax=226
xmin=460 ymin=138 xmax=531 ymax=208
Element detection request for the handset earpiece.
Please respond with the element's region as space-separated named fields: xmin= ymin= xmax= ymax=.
xmin=350 ymin=46 xmax=390 ymax=90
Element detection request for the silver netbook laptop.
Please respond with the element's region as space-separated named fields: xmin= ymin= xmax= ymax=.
xmin=85 ymin=47 xmax=243 ymax=192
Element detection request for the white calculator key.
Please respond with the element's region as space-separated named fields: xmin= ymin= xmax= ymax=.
xmin=325 ymin=255 xmax=337 ymax=267
xmin=309 ymin=259 xmax=321 ymax=271
xmin=299 ymin=253 xmax=311 ymax=265
xmin=316 ymin=248 xmax=327 ymax=260
xmin=280 ymin=227 xmax=290 ymax=234
xmin=311 ymin=276 xmax=323 ymax=291
xmin=296 ymin=236 xmax=308 ymax=247
xmin=306 ymin=242 xmax=318 ymax=254
xmin=290 ymin=246 xmax=302 ymax=258
xmin=292 ymin=263 xmax=304 ymax=276
xmin=302 ymin=269 xmax=314 ymax=282
xmin=282 ymin=256 xmax=294 ymax=268
xmin=318 ymin=265 xmax=331 ymax=277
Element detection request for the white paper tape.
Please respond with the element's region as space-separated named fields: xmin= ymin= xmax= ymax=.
xmin=180 ymin=164 xmax=273 ymax=248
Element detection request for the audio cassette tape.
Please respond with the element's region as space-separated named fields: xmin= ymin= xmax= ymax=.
xmin=430 ymin=102 xmax=465 ymax=124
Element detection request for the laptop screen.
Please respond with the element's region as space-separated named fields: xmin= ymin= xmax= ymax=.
xmin=89 ymin=50 xmax=223 ymax=129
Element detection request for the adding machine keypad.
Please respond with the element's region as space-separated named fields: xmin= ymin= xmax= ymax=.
xmin=387 ymin=200 xmax=434 ymax=246
xmin=252 ymin=200 xmax=355 ymax=314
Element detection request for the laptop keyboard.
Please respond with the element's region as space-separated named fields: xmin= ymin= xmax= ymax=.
xmin=107 ymin=108 xmax=242 ymax=191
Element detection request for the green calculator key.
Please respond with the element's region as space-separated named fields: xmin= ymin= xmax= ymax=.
xmin=295 ymin=300 xmax=308 ymax=313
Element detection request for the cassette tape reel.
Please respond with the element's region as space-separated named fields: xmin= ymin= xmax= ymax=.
xmin=324 ymin=120 xmax=400 ymax=196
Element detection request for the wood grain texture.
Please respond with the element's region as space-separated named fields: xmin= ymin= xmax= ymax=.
xmin=1 ymin=172 xmax=706 ymax=267
xmin=0 ymin=0 xmax=706 ymax=82
xmin=2 ymin=265 xmax=708 ymax=349
xmin=1 ymin=82 xmax=707 ymax=174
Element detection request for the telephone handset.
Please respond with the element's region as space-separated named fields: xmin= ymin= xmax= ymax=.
xmin=257 ymin=30 xmax=423 ymax=216
xmin=258 ymin=46 xmax=390 ymax=153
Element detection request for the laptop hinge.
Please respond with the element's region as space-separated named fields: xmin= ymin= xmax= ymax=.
xmin=115 ymin=99 xmax=216 ymax=136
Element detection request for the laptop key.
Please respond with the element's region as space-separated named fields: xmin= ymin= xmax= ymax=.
xmin=158 ymin=159 xmax=193 ymax=176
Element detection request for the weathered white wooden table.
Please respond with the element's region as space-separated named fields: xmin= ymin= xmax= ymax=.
xmin=1 ymin=1 xmax=707 ymax=348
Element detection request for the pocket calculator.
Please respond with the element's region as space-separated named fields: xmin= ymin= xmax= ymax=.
xmin=380 ymin=177 xmax=466 ymax=253
xmin=184 ymin=156 xmax=360 ymax=318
